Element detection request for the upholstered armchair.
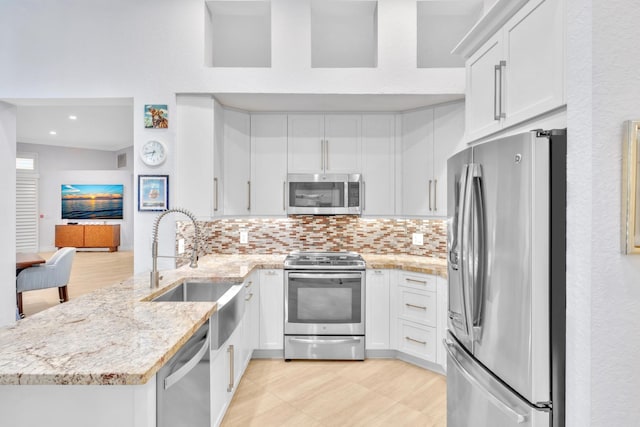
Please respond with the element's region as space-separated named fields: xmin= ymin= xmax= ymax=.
xmin=16 ymin=247 xmax=76 ymax=318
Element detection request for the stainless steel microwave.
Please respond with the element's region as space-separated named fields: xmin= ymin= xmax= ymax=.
xmin=287 ymin=174 xmax=361 ymax=215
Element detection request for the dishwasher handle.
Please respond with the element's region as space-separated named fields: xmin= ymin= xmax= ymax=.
xmin=164 ymin=329 xmax=211 ymax=390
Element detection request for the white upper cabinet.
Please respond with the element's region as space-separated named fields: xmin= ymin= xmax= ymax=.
xmin=401 ymin=102 xmax=464 ymax=217
xmin=223 ymin=109 xmax=251 ymax=216
xmin=433 ymin=102 xmax=465 ymax=215
xmin=361 ymin=114 xmax=395 ymax=216
xmin=175 ymin=94 xmax=223 ymax=219
xmin=460 ymin=0 xmax=565 ymax=142
xmin=323 ymin=115 xmax=362 ymax=173
xmin=251 ymin=114 xmax=288 ymax=216
xmin=288 ymin=114 xmax=361 ymax=174
xmin=401 ymin=108 xmax=434 ymax=217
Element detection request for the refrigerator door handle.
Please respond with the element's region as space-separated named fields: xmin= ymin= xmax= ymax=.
xmin=460 ymin=164 xmax=476 ymax=342
xmin=444 ymin=339 xmax=528 ymax=424
xmin=469 ymin=163 xmax=486 ymax=340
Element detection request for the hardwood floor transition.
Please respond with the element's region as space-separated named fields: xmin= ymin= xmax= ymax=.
xmin=221 ymin=359 xmax=447 ymax=427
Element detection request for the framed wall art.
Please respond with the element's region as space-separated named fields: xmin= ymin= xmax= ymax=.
xmin=138 ymin=175 xmax=169 ymax=212
xmin=144 ymin=104 xmax=168 ymax=129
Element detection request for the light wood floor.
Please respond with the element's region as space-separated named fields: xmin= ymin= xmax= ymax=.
xmin=20 ymin=250 xmax=134 ymax=317
xmin=221 ymin=359 xmax=447 ymax=427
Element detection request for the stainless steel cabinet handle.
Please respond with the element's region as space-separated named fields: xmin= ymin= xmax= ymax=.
xmin=213 ymin=177 xmax=219 ymax=212
xmin=406 ymin=278 xmax=427 ymax=285
xmin=494 ymin=64 xmax=501 ymax=120
xmin=227 ymin=344 xmax=235 ymax=392
xmin=405 ymin=336 xmax=427 ymax=345
xmin=434 ymin=179 xmax=437 ymax=211
xmin=325 ymin=139 xmax=329 ymax=171
xmin=245 ymin=280 xmax=253 ymax=288
xmin=405 ymin=303 xmax=427 ymax=310
xmin=321 ymin=140 xmax=325 ymax=170
xmin=283 ymin=181 xmax=286 ymax=211
xmin=444 ymin=339 xmax=527 ymax=424
xmin=266 ymin=270 xmax=278 ymax=276
xmin=499 ymin=60 xmax=506 ymax=119
xmin=245 ymin=292 xmax=254 ymax=301
xmin=428 ymin=180 xmax=432 ymax=211
xmin=247 ymin=181 xmax=251 ymax=211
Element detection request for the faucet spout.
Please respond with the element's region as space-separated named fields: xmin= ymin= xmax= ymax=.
xmin=150 ymin=207 xmax=201 ymax=288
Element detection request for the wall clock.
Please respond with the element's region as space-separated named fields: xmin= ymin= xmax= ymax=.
xmin=140 ymin=140 xmax=167 ymax=166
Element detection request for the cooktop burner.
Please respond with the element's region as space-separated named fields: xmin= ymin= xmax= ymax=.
xmin=284 ymin=251 xmax=366 ymax=270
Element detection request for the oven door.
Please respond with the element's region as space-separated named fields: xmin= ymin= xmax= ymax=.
xmin=285 ymin=271 xmax=365 ymax=335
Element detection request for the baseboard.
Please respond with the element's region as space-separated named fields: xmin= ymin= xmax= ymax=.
xmin=252 ymin=349 xmax=283 ymax=359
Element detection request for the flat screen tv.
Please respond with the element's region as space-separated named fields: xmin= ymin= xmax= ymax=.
xmin=61 ymin=184 xmax=124 ymax=220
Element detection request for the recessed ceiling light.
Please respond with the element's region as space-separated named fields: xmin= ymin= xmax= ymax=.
xmin=68 ymin=115 xmax=77 ymax=120
xmin=49 ymin=131 xmax=57 ymax=135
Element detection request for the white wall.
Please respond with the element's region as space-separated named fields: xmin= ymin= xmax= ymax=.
xmin=567 ymin=0 xmax=640 ymax=425
xmin=16 ymin=143 xmax=134 ymax=251
xmin=0 ymin=102 xmax=17 ymax=326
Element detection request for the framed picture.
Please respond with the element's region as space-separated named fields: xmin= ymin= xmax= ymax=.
xmin=138 ymin=175 xmax=169 ymax=212
xmin=144 ymin=104 xmax=168 ymax=129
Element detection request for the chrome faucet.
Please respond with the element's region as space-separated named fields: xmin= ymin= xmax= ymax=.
xmin=150 ymin=207 xmax=201 ymax=288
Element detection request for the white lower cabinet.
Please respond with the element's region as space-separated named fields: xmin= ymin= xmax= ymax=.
xmin=397 ymin=319 xmax=437 ymax=361
xmin=242 ymin=271 xmax=260 ymax=366
xmin=210 ymin=320 xmax=243 ymax=427
xmin=365 ymin=269 xmax=390 ymax=350
xmin=259 ymin=269 xmax=284 ymax=350
xmin=392 ymin=271 xmax=447 ymax=372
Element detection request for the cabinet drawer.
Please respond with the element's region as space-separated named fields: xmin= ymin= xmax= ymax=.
xmin=398 ymin=320 xmax=436 ymax=362
xmin=398 ymin=288 xmax=436 ymax=327
xmin=398 ymin=272 xmax=436 ymax=292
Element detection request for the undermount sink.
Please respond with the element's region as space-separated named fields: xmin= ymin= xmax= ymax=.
xmin=152 ymin=281 xmax=245 ymax=349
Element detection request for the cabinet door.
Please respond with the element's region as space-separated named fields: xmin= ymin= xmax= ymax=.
xmin=433 ymin=102 xmax=465 ymax=217
xmin=251 ymin=115 xmax=288 ymax=216
xmin=324 ymin=114 xmax=361 ymax=173
xmin=287 ymin=114 xmax=324 ymax=173
xmin=401 ymin=108 xmax=434 ymax=216
xmin=243 ymin=271 xmax=260 ymax=363
xmin=465 ymin=32 xmax=503 ymax=142
xmin=362 ymin=114 xmax=395 ymax=216
xmin=259 ymin=269 xmax=284 ymax=350
xmin=176 ymin=95 xmax=215 ymax=219
xmin=503 ymin=0 xmax=564 ymax=127
xmin=223 ymin=109 xmax=251 ymax=216
xmin=365 ymin=269 xmax=390 ymax=350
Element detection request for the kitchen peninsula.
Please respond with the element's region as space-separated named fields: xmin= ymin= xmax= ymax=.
xmin=0 ymin=253 xmax=445 ymax=426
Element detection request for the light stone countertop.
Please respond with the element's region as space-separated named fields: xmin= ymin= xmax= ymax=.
xmin=0 ymin=253 xmax=444 ymax=386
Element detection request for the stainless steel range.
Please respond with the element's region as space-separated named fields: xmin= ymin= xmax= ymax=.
xmin=284 ymin=251 xmax=366 ymax=360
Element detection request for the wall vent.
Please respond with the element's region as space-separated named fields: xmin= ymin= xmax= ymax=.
xmin=117 ymin=153 xmax=127 ymax=168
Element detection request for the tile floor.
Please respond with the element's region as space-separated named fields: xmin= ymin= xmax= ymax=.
xmin=220 ymin=358 xmax=447 ymax=427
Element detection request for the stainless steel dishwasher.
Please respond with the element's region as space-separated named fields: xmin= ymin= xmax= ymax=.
xmin=156 ymin=319 xmax=211 ymax=427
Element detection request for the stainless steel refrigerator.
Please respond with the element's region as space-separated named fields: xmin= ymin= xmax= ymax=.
xmin=445 ymin=130 xmax=566 ymax=427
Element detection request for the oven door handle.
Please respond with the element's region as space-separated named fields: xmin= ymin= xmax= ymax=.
xmin=289 ymin=337 xmax=362 ymax=345
xmin=287 ymin=272 xmax=363 ymax=280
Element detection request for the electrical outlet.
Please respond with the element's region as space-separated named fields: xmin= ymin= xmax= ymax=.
xmin=240 ymin=230 xmax=249 ymax=244
xmin=412 ymin=233 xmax=424 ymax=245
xmin=178 ymin=238 xmax=185 ymax=254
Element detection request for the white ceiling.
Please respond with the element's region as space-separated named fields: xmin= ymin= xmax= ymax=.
xmin=4 ymin=94 xmax=464 ymax=151
xmin=5 ymin=98 xmax=134 ymax=152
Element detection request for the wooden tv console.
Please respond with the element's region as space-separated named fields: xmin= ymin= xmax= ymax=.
xmin=55 ymin=224 xmax=121 ymax=252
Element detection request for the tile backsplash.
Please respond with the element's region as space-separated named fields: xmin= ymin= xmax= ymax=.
xmin=177 ymin=216 xmax=447 ymax=259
